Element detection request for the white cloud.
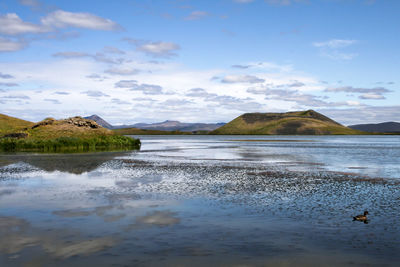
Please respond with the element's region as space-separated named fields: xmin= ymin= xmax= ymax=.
xmin=233 ymin=0 xmax=254 ymax=3
xmin=104 ymin=68 xmax=139 ymax=76
xmin=0 ymin=13 xmax=48 ymax=35
xmin=124 ymin=38 xmax=181 ymax=58
xmin=313 ymin=39 xmax=357 ymax=49
xmin=18 ymin=0 xmax=41 ymax=7
xmin=325 ymin=86 xmax=391 ymax=100
xmin=44 ymin=98 xmax=61 ymax=104
xmin=0 ymin=72 xmax=14 ymax=79
xmin=186 ymin=88 xmax=211 ymax=97
xmin=184 ymin=11 xmax=209 ymax=20
xmin=102 ymin=46 xmax=125 ymax=55
xmin=266 ymin=0 xmax=291 ymax=5
xmin=115 ymin=80 xmax=137 ymax=88
xmin=130 ymin=83 xmax=163 ymax=95
xmin=53 ymin=51 xmax=90 ymax=58
xmin=265 ymin=0 xmax=308 ymax=5
xmin=325 ymin=86 xmax=391 ymax=94
xmin=1 ymin=94 xmax=30 ymax=100
xmin=2 ymin=52 xmax=389 ymax=125
xmin=0 ymin=11 xmax=120 ymax=53
xmin=359 ymin=93 xmax=385 ymax=100
xmin=81 ymin=90 xmax=110 ymax=97
xmin=137 ymin=41 xmax=180 ymax=58
xmin=0 ymin=82 xmax=19 ymax=87
xmin=41 ymin=10 xmax=120 ymax=31
xmin=313 ymin=39 xmax=358 ymax=60
xmin=321 ymin=106 xmax=400 ymax=125
xmin=221 ymin=75 xmax=265 ymax=84
xmin=53 ymin=51 xmax=123 ymax=64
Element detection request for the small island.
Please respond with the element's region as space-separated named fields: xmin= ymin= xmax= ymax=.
xmin=0 ymin=114 xmax=140 ymax=152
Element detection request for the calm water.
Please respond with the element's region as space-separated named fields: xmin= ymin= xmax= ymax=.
xmin=1 ymin=135 xmax=400 ymax=266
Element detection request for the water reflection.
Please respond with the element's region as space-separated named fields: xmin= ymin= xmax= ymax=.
xmin=0 ymin=216 xmax=117 ymax=260
xmin=133 ymin=210 xmax=180 ymax=228
xmin=0 ymin=136 xmax=400 ymax=266
xmin=0 ymin=151 xmax=129 ymax=174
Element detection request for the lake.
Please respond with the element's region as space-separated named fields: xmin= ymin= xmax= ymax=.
xmin=1 ymin=135 xmax=400 ymax=266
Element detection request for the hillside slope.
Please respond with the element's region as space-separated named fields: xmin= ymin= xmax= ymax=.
xmin=26 ymin=117 xmax=113 ymax=139
xmin=0 ymin=114 xmax=34 ymax=134
xmin=210 ymin=110 xmax=364 ymax=135
xmin=348 ymin=122 xmax=400 ymax=133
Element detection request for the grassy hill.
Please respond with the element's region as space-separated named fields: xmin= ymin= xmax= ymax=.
xmin=0 ymin=114 xmax=140 ymax=152
xmin=113 ymin=127 xmax=191 ymax=135
xmin=0 ymin=114 xmax=34 ymax=135
xmin=210 ymin=110 xmax=365 ymax=135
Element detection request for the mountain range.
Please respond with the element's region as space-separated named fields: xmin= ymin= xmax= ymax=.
xmin=3 ymin=112 xmax=399 ymax=136
xmin=84 ymin=115 xmax=114 ymax=129
xmin=348 ymin=122 xmax=400 ymax=133
xmin=84 ymin=115 xmax=225 ymax=132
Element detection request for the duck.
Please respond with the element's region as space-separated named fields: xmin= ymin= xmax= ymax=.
xmin=353 ymin=211 xmax=369 ymax=222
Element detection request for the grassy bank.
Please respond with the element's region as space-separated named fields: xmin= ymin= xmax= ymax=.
xmin=0 ymin=115 xmax=141 ymax=152
xmin=0 ymin=135 xmax=141 ymax=152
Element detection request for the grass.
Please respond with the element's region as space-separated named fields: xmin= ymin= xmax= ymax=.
xmin=0 ymin=114 xmax=34 ymax=135
xmin=0 ymin=135 xmax=141 ymax=152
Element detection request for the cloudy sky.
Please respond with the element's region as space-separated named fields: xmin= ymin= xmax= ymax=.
xmin=0 ymin=0 xmax=399 ymax=125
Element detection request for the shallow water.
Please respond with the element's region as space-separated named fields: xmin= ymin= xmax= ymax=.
xmin=0 ymin=135 xmax=399 ymax=266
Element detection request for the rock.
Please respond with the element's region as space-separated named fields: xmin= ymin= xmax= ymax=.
xmin=30 ymin=116 xmax=101 ymax=130
xmin=2 ymin=132 xmax=28 ymax=139
xmin=31 ymin=118 xmax=56 ymax=129
xmin=62 ymin=116 xmax=100 ymax=129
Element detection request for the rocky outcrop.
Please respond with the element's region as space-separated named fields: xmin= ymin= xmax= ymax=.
xmin=62 ymin=116 xmax=100 ymax=129
xmin=31 ymin=118 xmax=56 ymax=129
xmin=30 ymin=116 xmax=101 ymax=130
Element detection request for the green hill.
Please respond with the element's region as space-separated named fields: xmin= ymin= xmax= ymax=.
xmin=210 ymin=110 xmax=365 ymax=135
xmin=0 ymin=113 xmax=34 ymax=135
xmin=0 ymin=114 xmax=140 ymax=152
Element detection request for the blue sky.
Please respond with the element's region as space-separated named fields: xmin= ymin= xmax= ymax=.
xmin=0 ymin=0 xmax=399 ymax=125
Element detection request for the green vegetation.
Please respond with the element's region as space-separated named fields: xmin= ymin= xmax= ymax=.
xmin=0 ymin=135 xmax=140 ymax=152
xmin=0 ymin=114 xmax=34 ymax=135
xmin=0 ymin=114 xmax=140 ymax=152
xmin=211 ymin=110 xmax=367 ymax=135
xmin=113 ymin=127 xmax=192 ymax=135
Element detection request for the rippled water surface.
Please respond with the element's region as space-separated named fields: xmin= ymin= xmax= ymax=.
xmin=1 ymin=135 xmax=400 ymax=266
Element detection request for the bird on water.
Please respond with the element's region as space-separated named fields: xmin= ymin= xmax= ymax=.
xmin=353 ymin=211 xmax=369 ymax=222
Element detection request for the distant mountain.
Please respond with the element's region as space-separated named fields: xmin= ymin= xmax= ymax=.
xmin=348 ymin=122 xmax=400 ymax=133
xmin=115 ymin=120 xmax=225 ymax=132
xmin=113 ymin=127 xmax=191 ymax=135
xmin=84 ymin=115 xmax=113 ymax=129
xmin=210 ymin=110 xmax=364 ymax=135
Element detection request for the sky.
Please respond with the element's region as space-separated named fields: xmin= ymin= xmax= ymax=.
xmin=0 ymin=0 xmax=399 ymax=125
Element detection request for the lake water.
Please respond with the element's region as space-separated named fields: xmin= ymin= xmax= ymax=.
xmin=1 ymin=135 xmax=400 ymax=266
